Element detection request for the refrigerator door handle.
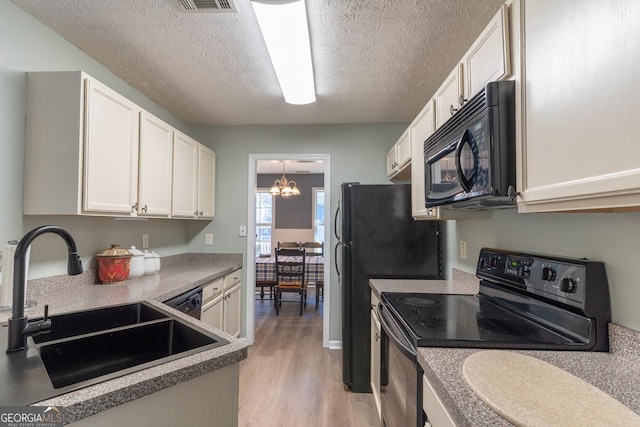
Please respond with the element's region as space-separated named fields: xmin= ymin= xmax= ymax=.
xmin=334 ymin=202 xmax=341 ymax=241
xmin=334 ymin=241 xmax=341 ymax=283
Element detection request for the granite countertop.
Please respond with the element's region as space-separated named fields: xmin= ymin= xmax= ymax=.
xmin=0 ymin=253 xmax=247 ymax=424
xmin=369 ymin=271 xmax=640 ymax=427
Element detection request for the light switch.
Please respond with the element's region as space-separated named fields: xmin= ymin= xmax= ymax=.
xmin=239 ymin=225 xmax=247 ymax=237
xmin=205 ymin=233 xmax=213 ymax=245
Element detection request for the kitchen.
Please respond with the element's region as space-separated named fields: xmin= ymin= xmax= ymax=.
xmin=1 ymin=0 xmax=640 ymax=426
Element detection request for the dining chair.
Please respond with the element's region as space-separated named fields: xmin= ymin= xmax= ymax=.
xmin=301 ymin=241 xmax=323 ymax=256
xmin=274 ymin=247 xmax=306 ymax=315
xmin=277 ymin=241 xmax=300 ymax=249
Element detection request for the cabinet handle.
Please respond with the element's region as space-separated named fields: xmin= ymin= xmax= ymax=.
xmin=199 ymin=211 xmax=203 ymax=217
xmin=458 ymin=94 xmax=468 ymax=106
xmin=375 ymin=333 xmax=381 ymax=342
xmin=450 ymin=104 xmax=458 ymax=115
xmin=194 ymin=210 xmax=199 ymax=216
xmin=132 ymin=202 xmax=138 ymax=211
xmin=142 ymin=205 xmax=148 ymax=213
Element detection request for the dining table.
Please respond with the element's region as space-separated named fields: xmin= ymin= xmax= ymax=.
xmin=255 ymin=255 xmax=324 ymax=299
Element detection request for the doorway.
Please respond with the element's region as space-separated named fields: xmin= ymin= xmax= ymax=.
xmin=245 ymin=153 xmax=331 ymax=347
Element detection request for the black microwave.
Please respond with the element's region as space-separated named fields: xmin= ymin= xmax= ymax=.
xmin=424 ymin=80 xmax=516 ymax=209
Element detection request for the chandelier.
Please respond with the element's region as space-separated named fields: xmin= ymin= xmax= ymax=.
xmin=270 ymin=162 xmax=301 ymax=197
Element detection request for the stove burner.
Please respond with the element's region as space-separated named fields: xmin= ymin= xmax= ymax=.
xmin=395 ymin=295 xmax=440 ymax=307
xmin=417 ymin=317 xmax=447 ymax=332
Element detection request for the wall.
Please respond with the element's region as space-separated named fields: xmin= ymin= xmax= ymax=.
xmin=257 ymin=173 xmax=324 ymax=229
xmin=447 ymin=210 xmax=640 ymax=331
xmin=0 ymin=2 xmax=192 ymax=278
xmin=187 ymin=124 xmax=406 ymax=341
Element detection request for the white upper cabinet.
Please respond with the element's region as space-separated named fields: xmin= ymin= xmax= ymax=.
xmin=172 ymin=131 xmax=199 ymax=218
xmin=435 ymin=64 xmax=464 ymax=128
xmin=410 ymin=100 xmax=436 ymax=218
xmin=23 ymin=71 xmax=214 ymax=219
xmin=172 ymin=133 xmax=216 ymax=219
xmin=387 ymin=128 xmax=411 ymax=180
xmin=83 ymin=78 xmax=140 ymax=214
xmin=517 ymin=0 xmax=640 ymax=212
xmin=197 ymin=145 xmax=216 ymax=219
xmin=138 ymin=111 xmax=173 ymax=217
xmin=463 ymin=4 xmax=511 ymax=100
xmin=23 ymin=72 xmax=140 ymax=216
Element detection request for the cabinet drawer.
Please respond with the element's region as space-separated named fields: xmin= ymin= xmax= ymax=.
xmin=224 ymin=269 xmax=241 ymax=290
xmin=203 ymin=278 xmax=224 ymax=302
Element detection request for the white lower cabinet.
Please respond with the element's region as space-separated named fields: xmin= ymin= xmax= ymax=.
xmin=423 ymin=375 xmax=456 ymax=427
xmin=201 ymin=270 xmax=242 ymax=338
xmin=70 ymin=363 xmax=239 ymax=426
xmin=202 ymin=278 xmax=224 ymax=331
xmin=370 ymin=292 xmax=382 ymax=422
xmin=223 ymin=283 xmax=242 ymax=338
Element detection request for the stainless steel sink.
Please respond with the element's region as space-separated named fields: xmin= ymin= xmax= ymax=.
xmin=39 ymin=318 xmax=223 ymax=388
xmin=32 ymin=302 xmax=168 ymax=344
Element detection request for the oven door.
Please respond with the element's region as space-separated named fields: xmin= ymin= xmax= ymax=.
xmin=426 ymin=112 xmax=493 ymax=207
xmin=378 ymin=304 xmax=424 ymax=427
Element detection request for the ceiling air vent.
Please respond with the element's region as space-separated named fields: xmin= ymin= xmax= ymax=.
xmin=178 ymin=0 xmax=237 ymax=13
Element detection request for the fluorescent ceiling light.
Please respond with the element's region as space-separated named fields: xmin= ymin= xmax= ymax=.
xmin=251 ymin=0 xmax=316 ymax=105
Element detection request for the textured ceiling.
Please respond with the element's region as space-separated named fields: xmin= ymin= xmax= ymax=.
xmin=12 ymin=0 xmax=504 ymax=126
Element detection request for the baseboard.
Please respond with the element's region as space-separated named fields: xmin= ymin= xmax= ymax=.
xmin=329 ymin=340 xmax=342 ymax=350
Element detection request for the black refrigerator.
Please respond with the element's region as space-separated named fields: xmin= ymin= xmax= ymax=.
xmin=336 ymin=183 xmax=443 ymax=393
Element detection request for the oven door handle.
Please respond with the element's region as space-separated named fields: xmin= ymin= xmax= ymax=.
xmin=377 ymin=304 xmax=417 ymax=359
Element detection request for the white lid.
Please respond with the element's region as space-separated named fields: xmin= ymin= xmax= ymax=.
xmin=129 ymin=245 xmax=144 ymax=256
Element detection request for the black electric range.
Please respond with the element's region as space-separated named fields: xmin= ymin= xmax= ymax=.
xmin=380 ymin=247 xmax=612 ymax=352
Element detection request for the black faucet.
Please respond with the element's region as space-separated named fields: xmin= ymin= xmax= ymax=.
xmin=6 ymin=225 xmax=83 ymax=353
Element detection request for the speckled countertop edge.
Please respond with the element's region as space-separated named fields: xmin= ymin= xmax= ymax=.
xmin=370 ymin=271 xmax=640 ymax=427
xmin=1 ymin=253 xmax=247 ymax=424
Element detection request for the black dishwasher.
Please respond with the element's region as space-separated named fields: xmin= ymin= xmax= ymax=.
xmin=163 ymin=287 xmax=203 ymax=319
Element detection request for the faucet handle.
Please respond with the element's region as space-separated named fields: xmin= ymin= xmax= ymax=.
xmin=43 ymin=304 xmax=49 ymax=321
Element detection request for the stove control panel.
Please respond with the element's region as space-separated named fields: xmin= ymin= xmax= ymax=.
xmin=476 ymin=248 xmax=609 ymax=311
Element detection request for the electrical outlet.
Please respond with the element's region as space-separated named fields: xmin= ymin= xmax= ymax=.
xmin=205 ymin=233 xmax=213 ymax=246
xmin=142 ymin=233 xmax=149 ymax=249
xmin=239 ymin=225 xmax=247 ymax=237
xmin=460 ymin=240 xmax=467 ymax=259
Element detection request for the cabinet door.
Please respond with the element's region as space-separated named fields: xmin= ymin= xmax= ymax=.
xmin=410 ymin=100 xmax=436 ymax=218
xmin=138 ymin=112 xmax=173 ymax=217
xmin=435 ymin=64 xmax=463 ymax=129
xmin=197 ymin=145 xmax=216 ymax=219
xmin=370 ymin=310 xmax=382 ymax=421
xmin=388 ymin=129 xmax=411 ymax=180
xmin=518 ymin=0 xmax=640 ymax=212
xmin=386 ymin=145 xmax=397 ymax=177
xmin=223 ymin=283 xmax=242 ymax=338
xmin=423 ymin=375 xmax=456 ymax=427
xmin=83 ymin=78 xmax=139 ymax=214
xmin=464 ymin=4 xmax=511 ymax=100
xmin=395 ymin=129 xmax=411 ymax=170
xmin=202 ymin=294 xmax=224 ymax=331
xmin=172 ymin=132 xmax=198 ymax=218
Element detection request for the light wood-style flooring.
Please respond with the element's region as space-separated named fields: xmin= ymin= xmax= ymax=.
xmin=239 ymin=290 xmax=378 ymax=427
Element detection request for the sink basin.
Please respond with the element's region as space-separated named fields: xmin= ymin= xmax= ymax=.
xmin=32 ymin=302 xmax=168 ymax=344
xmin=1 ymin=301 xmax=230 ymax=405
xmin=39 ymin=318 xmax=226 ymax=389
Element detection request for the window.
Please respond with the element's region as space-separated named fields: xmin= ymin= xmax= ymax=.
xmin=313 ymin=188 xmax=325 ymax=243
xmin=256 ymin=189 xmax=274 ymax=257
